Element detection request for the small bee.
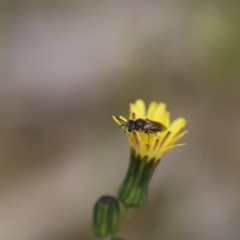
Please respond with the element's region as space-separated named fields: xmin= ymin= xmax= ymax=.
xmin=116 ymin=117 xmax=167 ymax=138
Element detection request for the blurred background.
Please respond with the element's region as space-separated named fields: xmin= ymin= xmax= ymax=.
xmin=0 ymin=1 xmax=240 ymax=240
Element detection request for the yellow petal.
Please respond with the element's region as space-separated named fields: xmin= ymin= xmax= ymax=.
xmin=152 ymin=103 xmax=166 ymax=122
xmin=169 ymin=118 xmax=187 ymax=138
xmin=112 ymin=115 xmax=121 ymax=125
xmin=146 ymin=101 xmax=157 ymax=119
xmin=168 ymin=131 xmax=188 ymax=146
xmin=135 ymin=99 xmax=146 ymax=119
xmin=112 ymin=115 xmax=127 ymax=125
xmin=129 ymin=103 xmax=137 ymax=119
xmin=163 ymin=143 xmax=186 ymax=153
xmin=161 ymin=111 xmax=170 ymax=128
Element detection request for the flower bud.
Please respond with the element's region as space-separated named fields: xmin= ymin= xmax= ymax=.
xmin=92 ymin=195 xmax=120 ymax=238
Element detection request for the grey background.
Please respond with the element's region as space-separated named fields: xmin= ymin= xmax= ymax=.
xmin=0 ymin=1 xmax=240 ymax=240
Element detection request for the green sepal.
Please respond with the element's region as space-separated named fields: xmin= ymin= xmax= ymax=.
xmin=118 ymin=151 xmax=160 ymax=208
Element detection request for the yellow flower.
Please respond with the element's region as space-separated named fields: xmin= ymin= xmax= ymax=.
xmin=113 ymin=100 xmax=187 ymax=207
xmin=113 ymin=99 xmax=187 ymax=161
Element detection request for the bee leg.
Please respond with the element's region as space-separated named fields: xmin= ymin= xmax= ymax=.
xmin=145 ymin=130 xmax=151 ymax=143
xmin=149 ymin=130 xmax=160 ymax=139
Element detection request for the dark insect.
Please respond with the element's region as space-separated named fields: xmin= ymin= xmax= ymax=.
xmin=116 ymin=117 xmax=167 ymax=138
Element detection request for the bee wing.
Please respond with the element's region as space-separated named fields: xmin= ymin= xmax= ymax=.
xmin=145 ymin=118 xmax=167 ymax=131
xmin=145 ymin=118 xmax=160 ymax=124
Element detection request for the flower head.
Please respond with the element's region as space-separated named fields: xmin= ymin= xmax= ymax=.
xmin=113 ymin=99 xmax=187 ymax=207
xmin=113 ymin=99 xmax=187 ymax=162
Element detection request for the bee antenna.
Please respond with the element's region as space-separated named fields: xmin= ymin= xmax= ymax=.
xmin=115 ymin=117 xmax=128 ymax=128
xmin=116 ymin=117 xmax=126 ymax=123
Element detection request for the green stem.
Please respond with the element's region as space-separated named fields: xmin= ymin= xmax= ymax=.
xmin=112 ymin=205 xmax=130 ymax=239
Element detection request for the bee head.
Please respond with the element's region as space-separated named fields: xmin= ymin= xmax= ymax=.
xmin=124 ymin=120 xmax=136 ymax=132
xmin=116 ymin=117 xmax=136 ymax=132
